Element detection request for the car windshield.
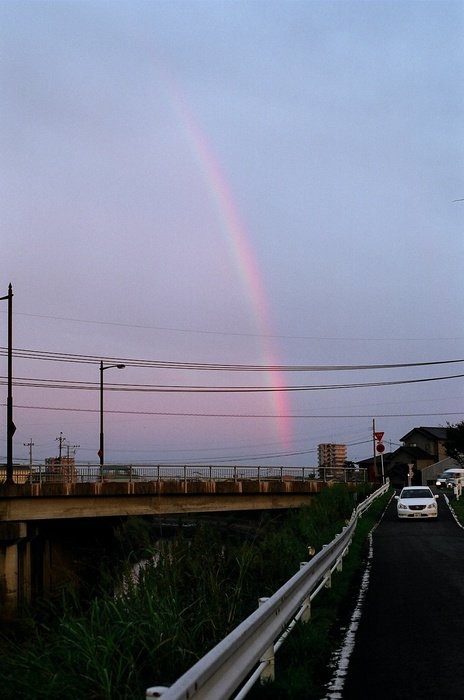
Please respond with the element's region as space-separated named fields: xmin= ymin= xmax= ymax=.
xmin=401 ymin=489 xmax=432 ymax=499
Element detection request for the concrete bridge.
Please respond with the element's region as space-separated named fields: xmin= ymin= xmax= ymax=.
xmin=0 ymin=464 xmax=367 ymax=618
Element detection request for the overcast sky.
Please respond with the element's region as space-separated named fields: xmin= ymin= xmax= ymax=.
xmin=1 ymin=0 xmax=463 ymax=467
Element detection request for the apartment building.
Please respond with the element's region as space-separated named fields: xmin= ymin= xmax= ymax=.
xmin=317 ymin=443 xmax=347 ymax=471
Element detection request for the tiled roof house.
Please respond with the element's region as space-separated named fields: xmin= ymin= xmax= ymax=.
xmin=359 ymin=426 xmax=450 ymax=486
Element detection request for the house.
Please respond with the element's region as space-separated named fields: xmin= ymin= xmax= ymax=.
xmin=358 ymin=452 xmax=394 ymax=483
xmin=399 ymin=427 xmax=448 ymax=462
xmin=386 ymin=426 xmax=449 ymax=487
xmin=358 ymin=427 xmax=450 ymax=487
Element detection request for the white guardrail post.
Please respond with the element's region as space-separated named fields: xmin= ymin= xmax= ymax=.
xmin=146 ymin=480 xmax=390 ymax=700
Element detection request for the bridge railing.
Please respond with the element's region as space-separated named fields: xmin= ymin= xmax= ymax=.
xmin=6 ymin=464 xmax=367 ymax=485
xmin=145 ymin=480 xmax=390 ymax=700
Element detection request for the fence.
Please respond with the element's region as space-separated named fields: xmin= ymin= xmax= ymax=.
xmin=6 ymin=464 xmax=367 ymax=485
xmin=145 ymin=480 xmax=390 ymax=700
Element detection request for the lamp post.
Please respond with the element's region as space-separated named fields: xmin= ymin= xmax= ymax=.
xmin=99 ymin=361 xmax=125 ymax=472
xmin=1 ymin=284 xmax=14 ymax=485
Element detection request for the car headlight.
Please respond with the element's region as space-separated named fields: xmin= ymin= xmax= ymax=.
xmin=398 ymin=503 xmax=408 ymax=509
xmin=426 ymin=503 xmax=437 ymax=509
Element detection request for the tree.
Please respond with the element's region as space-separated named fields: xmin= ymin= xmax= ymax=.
xmin=444 ymin=421 xmax=464 ymax=466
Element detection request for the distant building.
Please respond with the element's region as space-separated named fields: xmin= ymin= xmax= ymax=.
xmin=45 ymin=456 xmax=77 ymax=482
xmin=0 ymin=466 xmax=32 ymax=484
xmin=318 ymin=444 xmax=347 ymax=473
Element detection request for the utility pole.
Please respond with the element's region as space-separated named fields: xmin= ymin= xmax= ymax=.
xmin=1 ymin=284 xmax=14 ymax=484
xmin=56 ymin=432 xmax=67 ymax=463
xmin=64 ymin=442 xmax=79 ymax=483
xmin=24 ymin=438 xmax=34 ymax=468
xmin=66 ymin=443 xmax=80 ymax=459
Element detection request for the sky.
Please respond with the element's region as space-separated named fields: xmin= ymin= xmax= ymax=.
xmin=1 ymin=0 xmax=463 ymax=468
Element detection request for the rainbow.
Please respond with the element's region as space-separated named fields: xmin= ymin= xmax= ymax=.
xmin=165 ymin=79 xmax=293 ymax=446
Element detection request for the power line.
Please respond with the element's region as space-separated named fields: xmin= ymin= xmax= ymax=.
xmin=2 ymin=312 xmax=463 ymax=342
xmin=7 ymin=403 xmax=463 ymax=419
xmin=1 ymin=346 xmax=463 ymax=372
xmin=1 ymin=372 xmax=463 ymax=392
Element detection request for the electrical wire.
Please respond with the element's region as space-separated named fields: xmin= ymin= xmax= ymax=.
xmin=1 ymin=373 xmax=463 ymax=392
xmin=7 ymin=404 xmax=463 ymax=419
xmin=1 ymin=346 xmax=463 ymax=372
xmin=3 ymin=311 xmax=463 ymax=342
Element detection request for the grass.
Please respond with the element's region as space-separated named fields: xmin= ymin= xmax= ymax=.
xmin=0 ymin=484 xmax=388 ymax=699
xmin=447 ymin=492 xmax=464 ymax=526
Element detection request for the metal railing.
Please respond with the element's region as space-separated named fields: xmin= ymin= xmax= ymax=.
xmin=145 ymin=480 xmax=390 ymax=700
xmin=2 ymin=464 xmax=367 ymax=485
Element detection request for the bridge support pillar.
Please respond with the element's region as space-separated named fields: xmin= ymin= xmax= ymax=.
xmin=0 ymin=518 xmax=119 ymax=620
xmin=0 ymin=522 xmax=31 ymax=618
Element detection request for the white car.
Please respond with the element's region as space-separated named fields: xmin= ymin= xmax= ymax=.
xmin=435 ymin=468 xmax=464 ymax=490
xmin=395 ymin=486 xmax=438 ymax=519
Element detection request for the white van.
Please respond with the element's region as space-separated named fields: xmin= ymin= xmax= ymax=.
xmin=435 ymin=468 xmax=464 ymax=490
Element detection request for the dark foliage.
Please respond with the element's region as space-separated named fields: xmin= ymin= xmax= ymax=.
xmin=444 ymin=421 xmax=464 ymax=465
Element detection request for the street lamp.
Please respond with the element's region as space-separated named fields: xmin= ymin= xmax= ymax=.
xmin=0 ymin=284 xmax=14 ymax=485
xmin=99 ymin=361 xmax=125 ymax=471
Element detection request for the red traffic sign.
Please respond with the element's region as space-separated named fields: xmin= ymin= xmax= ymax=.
xmin=374 ymin=431 xmax=384 ymax=441
xmin=376 ymin=443 xmax=385 ymax=453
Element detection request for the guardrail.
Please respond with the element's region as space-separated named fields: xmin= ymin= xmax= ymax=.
xmin=146 ymin=480 xmax=390 ymax=700
xmin=1 ymin=464 xmax=367 ymax=485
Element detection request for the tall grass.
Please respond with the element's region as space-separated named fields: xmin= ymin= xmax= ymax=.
xmin=0 ymin=484 xmax=382 ymax=699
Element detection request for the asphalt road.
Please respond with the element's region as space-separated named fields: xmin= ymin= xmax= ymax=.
xmin=340 ymin=492 xmax=464 ymax=700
